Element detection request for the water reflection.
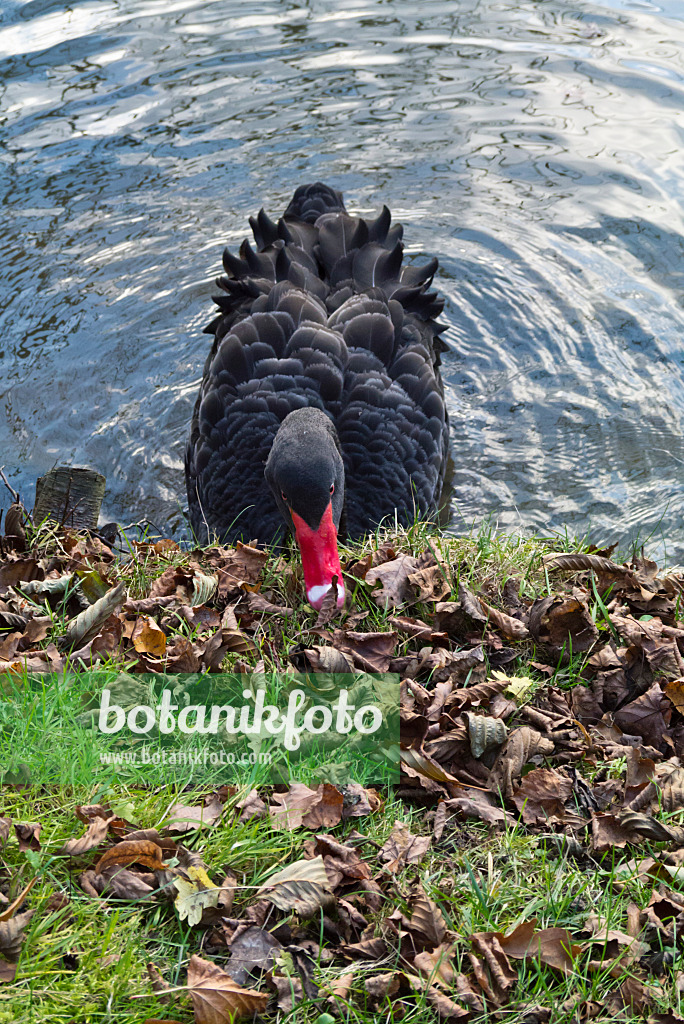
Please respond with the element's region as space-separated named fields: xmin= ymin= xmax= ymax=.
xmin=1 ymin=0 xmax=684 ymax=557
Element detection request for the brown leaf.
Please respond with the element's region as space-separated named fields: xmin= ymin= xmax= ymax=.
xmin=528 ymin=594 xmax=598 ymax=660
xmin=14 ymin=822 xmax=41 ymax=852
xmin=225 ymin=927 xmax=282 ymax=985
xmin=163 ymin=793 xmax=224 ymax=834
xmin=270 ymin=783 xmax=324 ymax=831
xmin=341 ymin=782 xmax=380 ymax=818
xmin=236 ymin=789 xmax=268 ymax=823
xmin=301 ymin=785 xmax=344 ymax=829
xmin=365 ymin=972 xmax=402 ymax=1001
xmin=0 ymin=909 xmax=34 ymax=962
xmin=201 ymin=629 xmax=257 ymax=670
xmin=442 ymin=790 xmax=516 ymax=827
xmin=95 ymin=839 xmax=167 ymax=874
xmin=543 ymin=551 xmax=637 ymax=581
xmin=247 ymin=592 xmax=294 ymax=617
xmin=299 ymin=645 xmax=355 ymax=673
xmin=408 ymin=563 xmax=452 ymax=603
xmin=434 ymin=584 xmax=488 ymax=638
xmin=408 ymin=883 xmax=448 ymax=947
xmin=315 ymin=576 xmax=342 ymax=626
xmin=591 ymin=813 xmax=635 ymax=854
xmin=0 ymin=961 xmax=16 ymax=983
xmin=214 ymin=543 xmax=269 ymax=601
xmin=60 ymin=813 xmax=112 ymax=856
xmin=411 ymin=976 xmax=472 ymax=1021
xmin=512 ymin=768 xmax=573 ymax=825
xmin=147 ymin=963 xmax=172 ymax=1003
xmin=132 ymin=616 xmax=167 ymax=657
xmin=365 ymin=554 xmax=421 ymax=608
xmin=491 ymin=728 xmax=555 ymax=800
xmin=96 ymin=866 xmax=156 ymax=900
xmin=64 ymin=581 xmax=127 ymax=647
xmin=497 ymin=918 xmax=581 ymax=973
xmin=479 ymin=598 xmax=530 ymax=641
xmin=379 ymin=821 xmax=431 ymax=872
xmin=311 ymin=835 xmax=373 ymax=889
xmin=613 ymin=682 xmax=670 ymax=748
xmin=470 ymin=932 xmax=517 ymax=1004
xmin=665 ymin=677 xmax=684 ymax=713
xmin=3 ymin=503 xmax=26 ymax=551
xmin=330 ymin=629 xmax=398 ymax=673
xmin=186 ymin=953 xmax=269 ymax=1022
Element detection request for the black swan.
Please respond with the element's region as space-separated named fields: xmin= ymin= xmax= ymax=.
xmin=185 ymin=183 xmax=449 ymax=610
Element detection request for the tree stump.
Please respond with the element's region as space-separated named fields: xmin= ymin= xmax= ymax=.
xmin=33 ymin=466 xmax=106 ymax=532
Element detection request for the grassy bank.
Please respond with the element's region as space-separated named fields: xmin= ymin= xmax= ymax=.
xmin=1 ymin=518 xmax=684 ymax=1023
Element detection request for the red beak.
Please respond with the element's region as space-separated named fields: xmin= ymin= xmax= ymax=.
xmin=290 ymin=503 xmax=345 ymax=611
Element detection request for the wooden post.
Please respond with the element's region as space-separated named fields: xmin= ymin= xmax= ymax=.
xmin=33 ymin=466 xmax=106 ymax=532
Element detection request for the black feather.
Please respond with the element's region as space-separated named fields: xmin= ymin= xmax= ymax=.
xmin=186 ymin=184 xmax=449 ymax=545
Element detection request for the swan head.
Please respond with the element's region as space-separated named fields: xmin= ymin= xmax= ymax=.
xmin=265 ymin=408 xmax=346 ymax=611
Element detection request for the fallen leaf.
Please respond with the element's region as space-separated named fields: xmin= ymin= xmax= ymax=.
xmin=163 ymin=793 xmax=224 ymax=834
xmin=225 ymin=926 xmax=282 ymax=985
xmin=174 ymin=865 xmax=222 ymax=927
xmin=132 ymin=616 xmax=167 ymax=657
xmin=365 ymin=555 xmax=421 ymax=608
xmin=257 ymin=856 xmax=332 ymax=917
xmin=95 ymin=840 xmax=167 ymax=874
xmin=379 ymin=821 xmax=431 ymax=872
xmin=186 ymin=953 xmax=269 ymax=1022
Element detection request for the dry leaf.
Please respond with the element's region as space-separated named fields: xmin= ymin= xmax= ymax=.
xmin=257 ymin=855 xmax=332 ymax=916
xmin=186 ymin=953 xmax=269 ymax=1022
xmin=95 ymin=839 xmax=167 ymax=874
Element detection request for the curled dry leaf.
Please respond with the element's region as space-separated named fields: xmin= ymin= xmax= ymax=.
xmin=63 ymin=581 xmax=126 ymax=647
xmin=466 ymin=713 xmax=508 ymax=759
xmin=527 ymin=594 xmax=598 ymax=661
xmin=315 ymin=576 xmax=341 ymax=625
xmin=95 ymin=839 xmax=167 ymax=874
xmin=542 ymin=551 xmax=636 ymax=581
xmin=479 ymin=598 xmax=530 ymax=640
xmin=60 ymin=813 xmax=112 ymax=856
xmin=14 ymin=822 xmax=41 ymax=852
xmin=186 ymin=953 xmax=269 ymax=1023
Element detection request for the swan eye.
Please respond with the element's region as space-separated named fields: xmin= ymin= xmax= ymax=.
xmin=330 ymin=483 xmax=335 ymax=495
xmin=281 ymin=490 xmax=287 ymax=502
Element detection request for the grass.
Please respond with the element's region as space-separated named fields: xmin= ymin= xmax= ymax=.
xmin=1 ymin=517 xmax=681 ymax=1021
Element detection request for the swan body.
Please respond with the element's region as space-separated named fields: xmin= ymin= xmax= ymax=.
xmin=185 ymin=183 xmax=448 ymax=608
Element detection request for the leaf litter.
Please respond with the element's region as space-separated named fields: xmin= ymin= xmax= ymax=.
xmin=6 ymin=522 xmax=684 ymax=1017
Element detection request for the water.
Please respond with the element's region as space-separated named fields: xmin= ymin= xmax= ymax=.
xmin=2 ymin=0 xmax=684 ymax=559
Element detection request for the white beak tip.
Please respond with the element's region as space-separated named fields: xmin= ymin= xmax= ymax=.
xmin=307 ymin=582 xmax=346 ymax=611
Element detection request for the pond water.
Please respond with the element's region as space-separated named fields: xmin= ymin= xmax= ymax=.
xmin=2 ymin=0 xmax=684 ymax=558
